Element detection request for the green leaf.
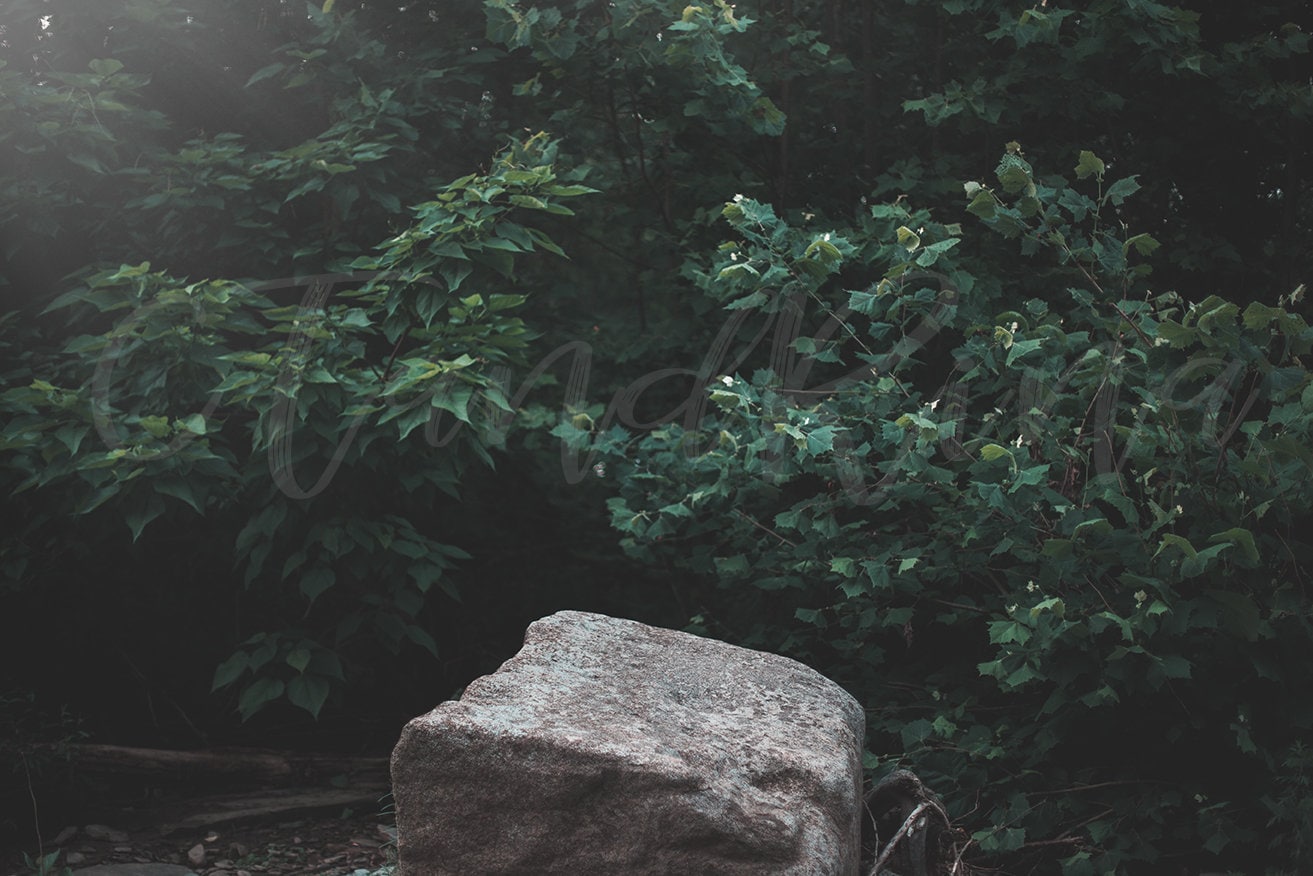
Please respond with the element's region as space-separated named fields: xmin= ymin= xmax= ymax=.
xmin=430 ymin=382 xmax=475 ymax=424
xmin=895 ymin=226 xmax=921 ymax=251
xmin=310 ymin=650 xmax=346 ymax=682
xmin=1158 ymin=654 xmax=1192 ymax=679
xmin=53 ymin=425 xmax=88 ymax=456
xmin=1074 ymin=150 xmax=1105 ymax=180
xmin=988 ymin=621 xmax=1031 ymax=646
xmin=1204 ymin=590 xmax=1262 ymax=641
xmin=211 ymin=653 xmax=249 ymax=691
xmin=1005 ymin=337 xmax=1044 ymax=365
xmin=1155 ymin=533 xmax=1197 ymax=559
xmin=286 ymin=647 xmax=312 ymax=673
xmin=804 ymin=425 xmax=838 ymax=455
xmin=89 ymin=58 xmax=125 ymax=77
xmin=237 ymin=677 xmax=285 ymax=721
xmin=995 ymin=154 xmax=1034 ymax=194
xmin=1103 ymin=176 xmax=1141 ymax=206
xmin=177 ymin=413 xmax=207 ymax=434
xmin=542 ymin=184 xmax=598 ymax=197
xmin=1003 ymin=664 xmax=1041 ymax=689
xmin=830 ymin=556 xmax=857 ymax=577
xmin=299 ymin=567 xmax=336 ymax=603
xmin=405 ymin=624 xmax=440 ymax=659
xmin=1072 ymin=517 xmax=1112 ymax=538
xmin=1041 ymin=538 xmax=1073 ymax=558
xmin=1208 ymin=527 xmax=1260 ymax=565
xmin=125 ymin=496 xmax=166 ymax=542
xmin=153 ymin=478 xmax=203 ymax=514
xmin=68 ymin=152 xmax=108 ymax=174
xmin=715 ymin=555 xmax=750 ymax=575
xmin=915 ymin=237 xmax=960 ymax=266
xmin=140 ymin=415 xmax=171 ymax=438
xmin=795 ymin=607 xmax=824 ymax=625
xmin=966 ymin=189 xmax=998 ymax=220
xmin=1123 ymin=233 xmax=1160 ymax=257
xmin=246 ymin=62 xmax=286 ymax=87
xmin=287 ymin=674 xmax=331 ymax=719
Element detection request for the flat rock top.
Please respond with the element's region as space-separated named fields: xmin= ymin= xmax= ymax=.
xmin=414 ymin=610 xmax=863 ymax=773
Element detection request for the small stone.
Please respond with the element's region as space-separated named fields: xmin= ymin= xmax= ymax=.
xmin=65 ymin=851 xmax=86 ymax=865
xmin=205 ymin=831 xmax=220 ymax=843
xmin=53 ymin=825 xmax=78 ymax=845
xmin=188 ymin=842 xmax=206 ymax=866
xmin=84 ymin=823 xmax=131 ymax=843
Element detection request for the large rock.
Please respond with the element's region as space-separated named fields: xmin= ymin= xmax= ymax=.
xmin=391 ymin=610 xmax=865 ymax=875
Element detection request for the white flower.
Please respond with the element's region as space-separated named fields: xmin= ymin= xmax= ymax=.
xmin=720 ymin=375 xmax=733 ymax=386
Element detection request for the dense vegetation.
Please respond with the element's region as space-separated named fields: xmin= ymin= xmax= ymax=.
xmin=2 ymin=0 xmax=1310 ymax=871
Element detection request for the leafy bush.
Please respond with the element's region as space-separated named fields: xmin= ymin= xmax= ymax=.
xmin=2 ymin=133 xmax=590 ymax=720
xmin=587 ymin=147 xmax=1313 ymax=871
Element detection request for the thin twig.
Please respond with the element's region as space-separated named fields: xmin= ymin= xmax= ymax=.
xmin=949 ymin=838 xmax=973 ymax=875
xmin=1030 ymin=778 xmax=1163 ymax=796
xmin=1054 ymin=807 xmax=1119 ymax=842
xmin=22 ymin=755 xmax=44 ymax=864
xmin=1019 ymin=835 xmax=1084 ymax=849
xmin=932 ymin=599 xmax=990 ymax=615
xmin=870 ymin=801 xmax=928 ymax=876
xmin=732 ymin=509 xmax=797 ymax=547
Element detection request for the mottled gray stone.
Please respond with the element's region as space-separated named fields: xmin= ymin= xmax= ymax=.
xmin=391 ymin=610 xmax=865 ymax=875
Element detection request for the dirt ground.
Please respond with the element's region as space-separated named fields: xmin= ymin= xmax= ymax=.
xmin=3 ymin=790 xmax=396 ymax=876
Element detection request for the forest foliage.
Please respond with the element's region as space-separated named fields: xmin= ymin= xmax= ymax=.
xmin=2 ymin=0 xmax=1311 ymax=871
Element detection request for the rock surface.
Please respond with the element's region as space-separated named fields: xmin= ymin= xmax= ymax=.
xmin=391 ymin=610 xmax=865 ymax=875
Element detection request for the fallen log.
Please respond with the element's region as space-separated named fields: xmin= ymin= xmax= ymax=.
xmin=40 ymin=743 xmax=389 ymax=786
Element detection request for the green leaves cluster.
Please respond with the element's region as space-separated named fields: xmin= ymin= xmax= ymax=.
xmin=2 ymin=133 xmax=585 ymax=720
xmin=594 ymin=148 xmax=1313 ymax=870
